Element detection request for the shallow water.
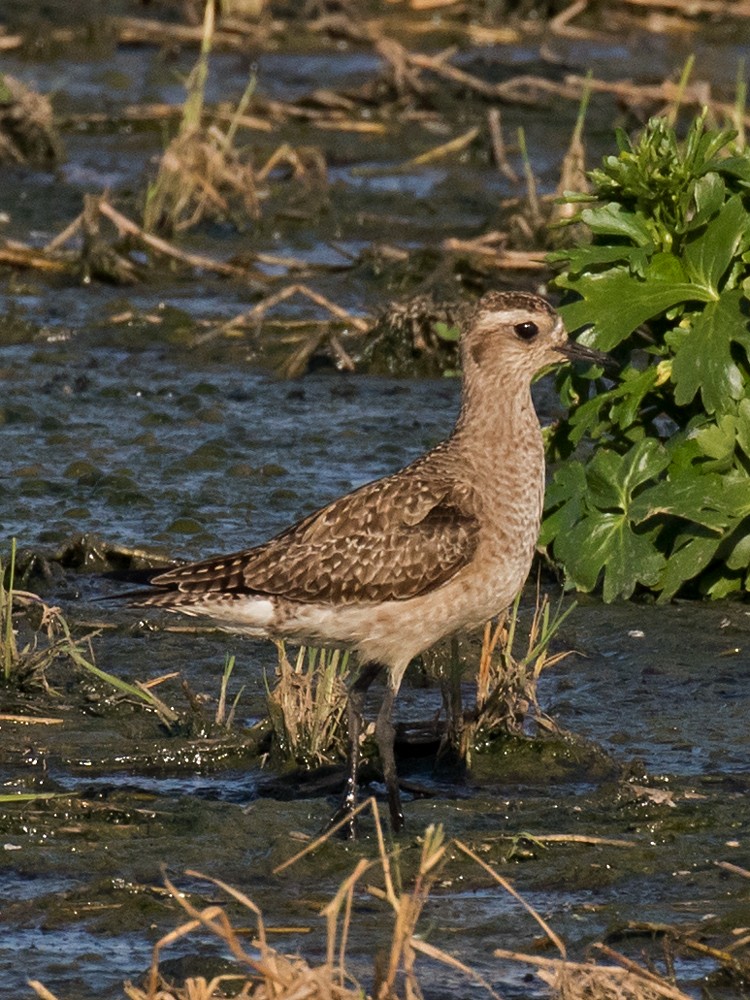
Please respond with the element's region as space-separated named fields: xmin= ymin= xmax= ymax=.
xmin=1 ymin=5 xmax=750 ymax=998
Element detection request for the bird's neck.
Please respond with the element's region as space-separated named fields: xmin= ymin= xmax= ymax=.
xmin=452 ymin=370 xmax=539 ymax=456
xmin=449 ymin=369 xmax=546 ymax=540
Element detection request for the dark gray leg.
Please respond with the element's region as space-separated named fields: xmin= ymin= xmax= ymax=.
xmin=326 ymin=661 xmax=383 ymax=838
xmin=375 ymin=684 xmax=404 ymax=833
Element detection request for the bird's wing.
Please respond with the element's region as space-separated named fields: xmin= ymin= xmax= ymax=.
xmin=149 ymin=475 xmax=480 ymax=604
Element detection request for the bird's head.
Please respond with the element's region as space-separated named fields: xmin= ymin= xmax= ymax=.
xmin=461 ymin=291 xmax=610 ymax=382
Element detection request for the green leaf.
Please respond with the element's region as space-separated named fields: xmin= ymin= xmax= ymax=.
xmin=647 ymin=252 xmax=689 ymax=283
xmin=629 ymin=470 xmax=728 ymax=530
xmin=703 ymin=573 xmax=744 ymax=598
xmin=558 ymin=261 xmax=714 ymax=350
xmin=580 ymin=203 xmax=654 ymax=245
xmin=555 ymin=511 xmax=665 ymax=600
xmin=726 ymin=529 xmax=750 ymax=571
xmin=585 ymin=439 xmax=669 ymax=512
xmin=671 ymin=289 xmax=750 ymax=413
xmin=667 ymin=432 xmax=705 ymax=473
xmin=601 ymin=521 xmax=667 ymax=602
xmin=682 ymin=195 xmax=748 ymax=295
xmin=553 ymin=511 xmax=618 ymax=593
xmin=434 ymin=321 xmax=459 ymax=342
xmin=689 ymin=172 xmax=726 ymax=228
xmin=540 ymin=462 xmax=587 ymax=545
xmin=550 ymin=441 xmax=671 ymax=601
xmin=658 ymin=532 xmax=722 ymax=601
xmin=615 ymin=437 xmax=670 ymax=504
xmin=565 ymin=390 xmax=613 ymax=443
xmin=735 ymin=398 xmax=750 ymax=458
xmin=717 ymin=155 xmax=750 ymax=185
xmin=560 ymin=367 xmax=662 ymax=445
xmin=717 ymin=477 xmax=750 ymax=519
xmin=608 ymin=366 xmax=660 ymax=431
xmin=585 ymin=449 xmax=628 ymax=509
xmin=549 ymin=243 xmax=650 ymax=276
xmin=692 ymin=414 xmax=737 ymax=467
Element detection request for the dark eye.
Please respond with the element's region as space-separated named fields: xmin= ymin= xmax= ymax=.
xmin=514 ymin=321 xmax=539 ymax=341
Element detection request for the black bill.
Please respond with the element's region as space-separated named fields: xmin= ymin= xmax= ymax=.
xmin=555 ymin=340 xmax=616 ymax=370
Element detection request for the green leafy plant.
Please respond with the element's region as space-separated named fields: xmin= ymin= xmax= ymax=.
xmin=543 ymin=113 xmax=750 ymax=600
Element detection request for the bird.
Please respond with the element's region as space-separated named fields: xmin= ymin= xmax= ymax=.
xmin=128 ymin=290 xmax=609 ymax=836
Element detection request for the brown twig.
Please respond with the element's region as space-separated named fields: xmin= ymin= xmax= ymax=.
xmin=549 ymin=0 xmax=609 ymax=40
xmin=441 ymin=235 xmax=547 ymax=270
xmin=97 ymin=198 xmax=264 ymax=282
xmin=619 ymin=0 xmax=750 ymax=15
xmin=112 ymin=15 xmax=269 ymax=50
xmin=0 ymin=241 xmax=69 ymax=272
xmin=0 ymin=714 xmax=64 ymax=725
xmin=715 ymin=859 xmax=750 ymax=879
xmin=408 ymin=49 xmax=519 ymax=100
xmin=197 ymin=282 xmax=371 ymax=347
xmin=62 ymin=104 xmax=274 ymax=131
xmin=487 ymin=108 xmax=518 ymax=182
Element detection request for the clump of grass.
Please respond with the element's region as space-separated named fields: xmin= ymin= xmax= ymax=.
xmin=1 ymin=538 xmax=249 ymax=734
xmin=143 ymin=0 xmax=328 ymax=238
xmin=460 ymin=588 xmax=574 ymax=760
xmin=143 ymin=0 xmax=260 ymax=235
xmin=425 ymin=585 xmax=574 ymax=762
xmin=265 ymin=587 xmax=571 ymax=774
xmin=0 ymin=73 xmax=63 ymax=165
xmin=112 ymin=813 xmax=457 ymax=1000
xmin=265 ymin=641 xmax=350 ymax=767
xmin=1 ymin=538 xmax=94 ymax=692
xmin=143 ymin=0 xmax=272 ymax=234
xmin=0 ymin=538 xmax=180 ymax=725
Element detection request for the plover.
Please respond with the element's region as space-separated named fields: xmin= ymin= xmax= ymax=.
xmin=130 ymin=291 xmax=608 ymax=834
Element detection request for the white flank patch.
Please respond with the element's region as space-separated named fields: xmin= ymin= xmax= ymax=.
xmin=187 ymin=597 xmax=276 ymax=636
xmin=232 ymin=597 xmax=276 ymax=627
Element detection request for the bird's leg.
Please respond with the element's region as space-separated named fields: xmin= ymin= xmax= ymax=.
xmin=375 ymin=683 xmax=404 ymax=833
xmin=326 ymin=661 xmax=383 ymax=838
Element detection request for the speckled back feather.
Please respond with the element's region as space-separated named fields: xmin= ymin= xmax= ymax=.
xmin=143 ymin=445 xmax=480 ymax=606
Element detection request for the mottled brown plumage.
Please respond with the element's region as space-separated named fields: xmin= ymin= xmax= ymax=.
xmin=146 ymin=451 xmax=479 ymax=605
xmin=129 ymin=290 xmax=608 ymax=835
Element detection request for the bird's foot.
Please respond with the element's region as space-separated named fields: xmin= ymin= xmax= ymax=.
xmin=387 ymin=792 xmax=405 ymax=834
xmin=323 ymin=782 xmax=406 ymax=839
xmin=323 ymin=776 xmax=360 ymax=839
xmin=323 ymin=800 xmax=360 ymax=840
